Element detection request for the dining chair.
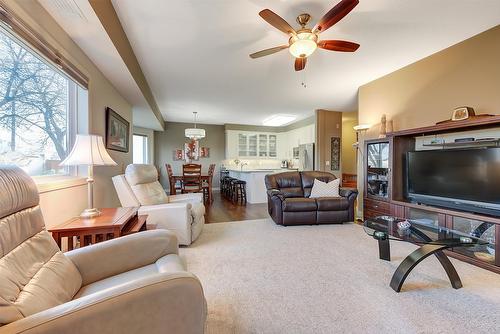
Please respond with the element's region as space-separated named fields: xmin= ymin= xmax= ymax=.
xmin=166 ymin=163 xmax=182 ymax=195
xmin=182 ymin=163 xmax=202 ymax=194
xmin=203 ymin=164 xmax=216 ymax=204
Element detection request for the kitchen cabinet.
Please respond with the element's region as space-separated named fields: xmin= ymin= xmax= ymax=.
xmin=229 ymin=131 xmax=278 ymax=158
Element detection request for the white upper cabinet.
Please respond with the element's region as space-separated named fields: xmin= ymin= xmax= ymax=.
xmin=225 ymin=124 xmax=315 ymax=159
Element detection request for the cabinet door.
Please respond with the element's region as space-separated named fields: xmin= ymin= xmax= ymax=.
xmin=269 ymin=135 xmax=277 ymax=158
xmin=248 ymin=134 xmax=257 ymax=157
xmin=238 ymin=134 xmax=248 ymax=156
xmin=259 ymin=134 xmax=268 ymax=157
xmin=450 ymin=217 xmax=496 ymax=266
xmin=366 ymin=141 xmax=390 ymax=199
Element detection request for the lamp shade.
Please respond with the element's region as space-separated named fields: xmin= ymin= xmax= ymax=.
xmin=185 ymin=128 xmax=206 ymax=139
xmin=353 ymin=124 xmax=371 ymax=132
xmin=60 ymin=134 xmax=117 ymax=166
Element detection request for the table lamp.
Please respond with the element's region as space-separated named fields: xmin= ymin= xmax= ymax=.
xmin=60 ymin=134 xmax=117 ymax=218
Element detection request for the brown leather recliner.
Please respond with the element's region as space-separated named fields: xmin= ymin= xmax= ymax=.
xmin=265 ymin=171 xmax=358 ymax=226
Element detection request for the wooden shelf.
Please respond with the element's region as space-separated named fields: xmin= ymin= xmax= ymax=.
xmin=422 ymin=139 xmax=500 ymax=148
xmin=388 ymin=115 xmax=500 ymax=137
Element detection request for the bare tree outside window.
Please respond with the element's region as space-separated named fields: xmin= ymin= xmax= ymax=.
xmin=0 ymin=30 xmax=71 ymax=176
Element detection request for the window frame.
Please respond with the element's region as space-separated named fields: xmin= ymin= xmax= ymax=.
xmin=0 ymin=24 xmax=83 ymax=182
xmin=133 ymin=133 xmax=148 ymax=164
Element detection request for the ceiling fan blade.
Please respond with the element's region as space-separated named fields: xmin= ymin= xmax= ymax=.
xmin=295 ymin=57 xmax=307 ymax=71
xmin=313 ymin=0 xmax=359 ymax=34
xmin=318 ymin=40 xmax=360 ymax=52
xmin=259 ymin=9 xmax=296 ymax=35
xmin=249 ymin=45 xmax=288 ymax=59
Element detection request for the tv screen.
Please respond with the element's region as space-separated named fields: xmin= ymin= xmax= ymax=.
xmin=407 ymin=148 xmax=500 ymax=207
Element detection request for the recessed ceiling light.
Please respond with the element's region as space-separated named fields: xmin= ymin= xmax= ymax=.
xmin=263 ymin=114 xmax=297 ymax=127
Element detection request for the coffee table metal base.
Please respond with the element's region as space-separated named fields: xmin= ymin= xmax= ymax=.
xmin=376 ymin=238 xmax=463 ymax=292
xmin=389 ymin=244 xmax=462 ymax=292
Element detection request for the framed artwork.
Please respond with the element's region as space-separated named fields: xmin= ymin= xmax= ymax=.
xmin=185 ymin=140 xmax=200 ymax=161
xmin=330 ymin=137 xmax=341 ymax=171
xmin=200 ymin=147 xmax=210 ymax=158
xmin=173 ymin=149 xmax=184 ymax=161
xmin=105 ymin=107 xmax=129 ymax=152
xmin=293 ymin=147 xmax=299 ymax=159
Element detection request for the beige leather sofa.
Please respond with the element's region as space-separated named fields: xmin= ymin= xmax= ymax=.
xmin=0 ymin=166 xmax=206 ymax=334
xmin=112 ymin=164 xmax=205 ymax=246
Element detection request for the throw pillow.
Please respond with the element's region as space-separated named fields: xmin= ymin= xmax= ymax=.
xmin=309 ymin=178 xmax=340 ymax=198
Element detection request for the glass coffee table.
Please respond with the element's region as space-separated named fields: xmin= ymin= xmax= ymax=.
xmin=364 ymin=216 xmax=490 ymax=292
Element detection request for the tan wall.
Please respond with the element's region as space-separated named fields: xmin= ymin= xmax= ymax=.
xmin=155 ymin=122 xmax=226 ymax=191
xmin=357 ymin=25 xmax=500 ymax=216
xmin=359 ymin=25 xmax=500 ymax=137
xmin=10 ymin=1 xmax=133 ymax=226
xmin=315 ymin=110 xmax=343 ymax=176
xmin=341 ymin=113 xmax=358 ymax=175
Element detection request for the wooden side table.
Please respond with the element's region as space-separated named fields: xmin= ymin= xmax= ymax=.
xmin=49 ymin=207 xmax=147 ymax=251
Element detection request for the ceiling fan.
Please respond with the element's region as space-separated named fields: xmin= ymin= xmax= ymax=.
xmin=250 ymin=0 xmax=360 ymax=71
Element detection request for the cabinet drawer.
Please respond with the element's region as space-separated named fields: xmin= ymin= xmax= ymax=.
xmin=363 ymin=208 xmax=388 ymax=221
xmin=364 ymin=198 xmax=390 ymax=213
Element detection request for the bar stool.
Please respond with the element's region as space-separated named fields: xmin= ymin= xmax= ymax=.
xmin=222 ymin=177 xmax=234 ymax=199
xmin=232 ymin=180 xmax=247 ymax=205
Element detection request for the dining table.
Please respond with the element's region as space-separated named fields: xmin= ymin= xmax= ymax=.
xmin=170 ymin=174 xmax=213 ymax=203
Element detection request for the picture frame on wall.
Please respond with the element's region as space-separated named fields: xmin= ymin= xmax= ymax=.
xmin=173 ymin=149 xmax=184 ymax=161
xmin=105 ymin=107 xmax=130 ymax=152
xmin=185 ymin=140 xmax=200 ymax=161
xmin=200 ymin=147 xmax=210 ymax=158
xmin=330 ymin=137 xmax=341 ymax=171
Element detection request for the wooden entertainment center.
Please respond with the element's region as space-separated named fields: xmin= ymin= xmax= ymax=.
xmin=363 ymin=115 xmax=500 ymax=273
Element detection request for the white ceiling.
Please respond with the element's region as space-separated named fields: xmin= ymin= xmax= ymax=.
xmin=110 ymin=0 xmax=500 ymax=126
xmin=39 ymin=0 xmax=163 ymax=130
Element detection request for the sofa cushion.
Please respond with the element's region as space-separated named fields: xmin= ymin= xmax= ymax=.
xmin=301 ymin=171 xmax=337 ymax=197
xmin=0 ymin=167 xmax=82 ymax=325
xmin=316 ymin=197 xmax=350 ymax=211
xmin=265 ymin=172 xmax=304 ymax=198
xmin=283 ymin=198 xmax=317 ymax=212
xmin=125 ymin=165 xmax=169 ymax=206
xmin=309 ymin=179 xmax=340 ymax=198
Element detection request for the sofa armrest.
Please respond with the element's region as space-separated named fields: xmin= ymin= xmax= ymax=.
xmin=137 ymin=203 xmax=194 ymax=244
xmin=267 ymin=189 xmax=284 ymax=201
xmin=2 ymin=272 xmax=206 ymax=334
xmin=66 ymin=230 xmax=178 ymax=286
xmin=340 ymin=187 xmax=358 ymax=222
xmin=340 ymin=187 xmax=358 ymax=200
xmin=168 ymin=193 xmax=203 ymax=204
xmin=266 ymin=189 xmax=284 ymax=225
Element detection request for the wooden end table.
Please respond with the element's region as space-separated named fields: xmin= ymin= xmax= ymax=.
xmin=49 ymin=207 xmax=147 ymax=251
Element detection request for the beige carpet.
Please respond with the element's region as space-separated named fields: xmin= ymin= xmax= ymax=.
xmin=180 ymin=219 xmax=500 ymax=334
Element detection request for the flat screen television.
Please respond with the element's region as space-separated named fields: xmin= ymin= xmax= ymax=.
xmin=406 ymin=147 xmax=500 ymax=216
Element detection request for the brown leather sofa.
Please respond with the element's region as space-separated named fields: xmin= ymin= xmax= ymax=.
xmin=265 ymin=171 xmax=358 ymax=226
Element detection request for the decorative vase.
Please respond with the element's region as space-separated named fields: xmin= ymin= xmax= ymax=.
xmin=379 ymin=114 xmax=387 ymax=138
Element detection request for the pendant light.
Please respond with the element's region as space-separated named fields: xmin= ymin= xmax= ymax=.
xmin=185 ymin=112 xmax=205 ymax=139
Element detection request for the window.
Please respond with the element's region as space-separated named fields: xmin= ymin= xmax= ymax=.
xmin=133 ymin=134 xmax=148 ymax=164
xmin=0 ymin=28 xmax=79 ymax=176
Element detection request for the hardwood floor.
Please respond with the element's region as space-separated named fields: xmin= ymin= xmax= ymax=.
xmin=205 ymin=190 xmax=269 ymax=223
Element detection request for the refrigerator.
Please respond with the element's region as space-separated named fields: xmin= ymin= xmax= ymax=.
xmin=298 ymin=143 xmax=315 ymax=171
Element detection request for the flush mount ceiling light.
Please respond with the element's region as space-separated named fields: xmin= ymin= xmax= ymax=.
xmin=263 ymin=114 xmax=296 ymax=127
xmin=249 ymin=0 xmax=360 ymax=71
xmin=185 ymin=112 xmax=206 ymax=139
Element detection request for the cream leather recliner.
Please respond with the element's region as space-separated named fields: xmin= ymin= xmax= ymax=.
xmin=112 ymin=164 xmax=205 ymax=246
xmin=0 ymin=166 xmax=206 ymax=334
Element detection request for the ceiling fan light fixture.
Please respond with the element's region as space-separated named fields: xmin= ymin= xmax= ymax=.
xmin=289 ymin=31 xmax=317 ymax=58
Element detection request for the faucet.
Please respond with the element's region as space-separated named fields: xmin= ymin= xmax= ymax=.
xmin=240 ymin=162 xmax=248 ymax=171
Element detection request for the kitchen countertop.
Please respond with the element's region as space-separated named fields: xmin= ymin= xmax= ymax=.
xmin=225 ymin=168 xmax=299 ymax=173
